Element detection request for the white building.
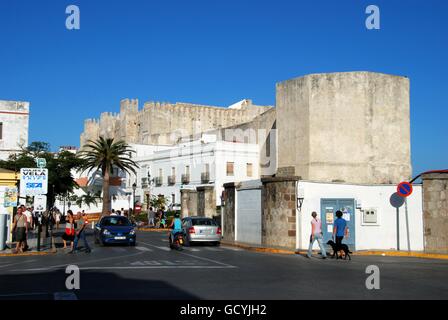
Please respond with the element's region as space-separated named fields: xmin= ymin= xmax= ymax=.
xmin=0 ymin=100 xmax=30 ymax=160
xmin=131 ymin=135 xmax=260 ymax=210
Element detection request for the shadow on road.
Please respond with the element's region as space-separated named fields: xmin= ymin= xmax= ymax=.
xmin=0 ymin=269 xmax=200 ymax=300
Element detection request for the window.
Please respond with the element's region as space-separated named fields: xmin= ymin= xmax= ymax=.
xmin=266 ymin=132 xmax=271 ymax=157
xmin=185 ymin=165 xmax=190 ymax=175
xmin=247 ymin=163 xmax=253 ymax=177
xmin=159 ymin=168 xmax=163 ymax=178
xmin=172 ymin=194 xmax=175 ymax=205
xmin=171 ymin=167 xmax=176 ymax=176
xmin=0 ymin=122 xmax=2 ymax=140
xmin=226 ymin=162 xmax=234 ymax=176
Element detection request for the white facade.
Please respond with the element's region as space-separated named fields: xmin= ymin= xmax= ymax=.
xmin=298 ymin=181 xmax=424 ymax=251
xmin=131 ymin=138 xmax=260 ymax=208
xmin=0 ymin=100 xmax=30 ymax=160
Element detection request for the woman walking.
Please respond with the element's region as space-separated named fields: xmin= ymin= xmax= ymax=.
xmin=62 ymin=210 xmax=76 ymax=251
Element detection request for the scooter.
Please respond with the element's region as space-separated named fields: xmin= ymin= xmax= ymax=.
xmin=169 ymin=231 xmax=185 ymax=251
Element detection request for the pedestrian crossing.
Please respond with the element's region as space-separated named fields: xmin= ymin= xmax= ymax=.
xmin=137 ymin=245 xmax=242 ymax=253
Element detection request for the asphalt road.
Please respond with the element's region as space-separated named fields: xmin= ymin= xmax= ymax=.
xmin=1 ymin=229 xmax=448 ymax=300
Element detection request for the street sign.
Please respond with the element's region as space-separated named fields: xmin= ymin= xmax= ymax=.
xmin=36 ymin=158 xmax=47 ymax=168
xmin=34 ymin=195 xmax=47 ymax=212
xmin=20 ymin=168 xmax=49 ymax=196
xmin=397 ymin=181 xmax=413 ymax=197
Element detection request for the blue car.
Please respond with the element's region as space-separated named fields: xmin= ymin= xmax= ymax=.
xmin=94 ymin=216 xmax=137 ymax=246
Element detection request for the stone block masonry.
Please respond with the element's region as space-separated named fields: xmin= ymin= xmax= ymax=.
xmin=422 ymin=173 xmax=448 ymax=254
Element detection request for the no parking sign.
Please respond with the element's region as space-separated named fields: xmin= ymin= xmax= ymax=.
xmin=397 ymin=181 xmax=413 ymax=197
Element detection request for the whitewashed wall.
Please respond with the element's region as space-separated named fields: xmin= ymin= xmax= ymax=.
xmin=297 ymin=181 xmax=424 ymax=251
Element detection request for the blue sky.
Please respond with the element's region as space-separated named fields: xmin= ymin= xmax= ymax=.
xmin=0 ymin=0 xmax=447 ymax=176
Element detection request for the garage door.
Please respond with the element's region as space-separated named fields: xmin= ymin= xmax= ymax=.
xmin=236 ymin=188 xmax=262 ymax=245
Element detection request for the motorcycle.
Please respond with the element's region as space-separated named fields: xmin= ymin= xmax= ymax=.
xmin=169 ymin=231 xmax=185 ymax=251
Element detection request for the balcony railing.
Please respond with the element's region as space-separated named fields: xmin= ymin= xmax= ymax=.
xmin=155 ymin=177 xmax=163 ymax=186
xmin=168 ymin=175 xmax=176 ymax=185
xmin=181 ymin=174 xmax=190 ymax=185
xmin=141 ymin=177 xmax=148 ymax=188
xmin=201 ymin=172 xmax=210 ymax=183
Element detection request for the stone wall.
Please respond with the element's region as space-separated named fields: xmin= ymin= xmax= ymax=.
xmin=222 ymin=183 xmax=237 ymax=242
xmin=197 ymin=186 xmax=216 ymax=218
xmin=261 ymin=177 xmax=298 ymax=249
xmin=277 ymin=72 xmax=412 ymax=184
xmin=180 ymin=189 xmax=198 ymax=218
xmin=80 ymin=98 xmax=272 ymax=147
xmin=422 ymin=173 xmax=448 ymax=254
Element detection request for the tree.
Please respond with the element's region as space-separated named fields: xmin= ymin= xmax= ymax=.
xmin=0 ymin=144 xmax=84 ymax=207
xmin=77 ymin=137 xmax=139 ymax=215
xmin=149 ymin=194 xmax=168 ymax=212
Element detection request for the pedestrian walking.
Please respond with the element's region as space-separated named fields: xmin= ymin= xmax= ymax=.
xmin=306 ymin=212 xmax=327 ymax=259
xmin=62 ymin=210 xmax=76 ymax=251
xmin=148 ymin=207 xmax=155 ymax=227
xmin=55 ymin=209 xmax=61 ymax=229
xmin=70 ymin=211 xmax=91 ymax=254
xmin=22 ymin=206 xmax=33 ymax=251
xmin=11 ymin=207 xmax=28 ymax=254
xmin=333 ymin=210 xmax=348 ymax=256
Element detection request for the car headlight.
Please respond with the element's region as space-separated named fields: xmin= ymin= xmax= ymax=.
xmin=103 ymin=229 xmax=111 ymax=235
xmin=129 ymin=229 xmax=136 ymax=235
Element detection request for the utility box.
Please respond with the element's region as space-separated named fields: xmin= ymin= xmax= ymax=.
xmin=363 ymin=208 xmax=378 ymax=224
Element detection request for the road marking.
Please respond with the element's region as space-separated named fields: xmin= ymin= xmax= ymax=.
xmin=184 ymin=247 xmax=200 ymax=252
xmin=73 ymin=265 xmax=236 ymax=270
xmin=135 ymin=246 xmax=152 ymax=252
xmin=11 ymin=252 xmax=144 ymax=272
xmin=138 ymin=241 xmax=236 ymax=268
xmin=0 ymin=260 xmax=37 ymax=269
xmin=54 ymin=292 xmax=78 ymax=300
xmin=154 ymin=246 xmax=170 ymax=251
xmin=203 ymin=247 xmax=223 ymax=252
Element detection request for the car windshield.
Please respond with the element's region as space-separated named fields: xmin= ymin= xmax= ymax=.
xmin=191 ymin=218 xmax=217 ymax=226
xmin=102 ymin=217 xmax=131 ymax=227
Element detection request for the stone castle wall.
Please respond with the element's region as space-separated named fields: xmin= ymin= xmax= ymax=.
xmin=80 ymin=98 xmax=272 ymax=147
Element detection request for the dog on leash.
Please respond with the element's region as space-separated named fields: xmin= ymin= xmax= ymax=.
xmin=326 ymin=240 xmax=352 ymax=260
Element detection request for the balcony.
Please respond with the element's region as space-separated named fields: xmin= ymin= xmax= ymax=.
xmin=155 ymin=177 xmax=163 ymax=186
xmin=168 ymin=175 xmax=176 ymax=186
xmin=181 ymin=174 xmax=190 ymax=185
xmin=201 ymin=172 xmax=210 ymax=183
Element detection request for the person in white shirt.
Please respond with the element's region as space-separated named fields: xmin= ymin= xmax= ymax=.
xmin=306 ymin=211 xmax=327 ymax=259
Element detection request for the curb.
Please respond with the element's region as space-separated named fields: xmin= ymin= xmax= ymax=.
xmin=0 ymin=251 xmax=54 ymax=257
xmin=221 ymin=241 xmax=296 ymax=255
xmin=222 ymin=242 xmax=448 ymax=260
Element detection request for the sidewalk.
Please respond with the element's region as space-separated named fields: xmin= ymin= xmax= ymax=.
xmin=221 ymin=240 xmax=448 ymax=260
xmin=0 ymin=230 xmax=57 ymax=257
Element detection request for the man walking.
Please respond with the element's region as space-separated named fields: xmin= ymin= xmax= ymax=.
xmin=306 ymin=211 xmax=327 ymax=259
xmin=333 ymin=210 xmax=348 ymax=254
xmin=70 ymin=212 xmax=91 ymax=254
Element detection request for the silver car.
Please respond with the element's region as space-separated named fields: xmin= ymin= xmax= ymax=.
xmin=182 ymin=217 xmax=221 ymax=246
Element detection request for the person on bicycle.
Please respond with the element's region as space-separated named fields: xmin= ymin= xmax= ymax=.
xmin=169 ymin=213 xmax=183 ymax=244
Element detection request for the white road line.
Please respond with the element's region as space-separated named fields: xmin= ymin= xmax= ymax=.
xmin=11 ymin=252 xmax=144 ymax=272
xmin=54 ymin=292 xmax=78 ymax=300
xmin=203 ymin=247 xmax=223 ymax=252
xmin=122 ymin=241 xmax=237 ymax=268
xmin=184 ymin=247 xmax=200 ymax=252
xmin=73 ymin=265 xmax=236 ymax=270
xmin=0 ymin=260 xmax=37 ymax=269
xmin=135 ymin=246 xmax=152 ymax=252
xmin=154 ymin=246 xmax=170 ymax=251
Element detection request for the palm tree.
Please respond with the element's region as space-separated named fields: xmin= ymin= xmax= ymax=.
xmin=77 ymin=137 xmax=139 ymax=215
